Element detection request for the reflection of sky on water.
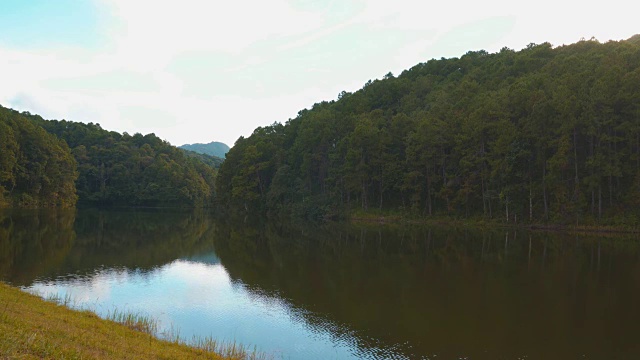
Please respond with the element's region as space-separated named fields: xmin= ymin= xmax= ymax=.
xmin=27 ymin=256 xmax=397 ymax=360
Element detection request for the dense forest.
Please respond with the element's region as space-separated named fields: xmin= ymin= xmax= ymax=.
xmin=218 ymin=36 xmax=640 ymax=225
xmin=1 ymin=106 xmax=218 ymax=208
xmin=0 ymin=107 xmax=77 ymax=208
xmin=181 ymin=149 xmax=224 ymax=168
xmin=30 ymin=114 xmax=218 ymax=207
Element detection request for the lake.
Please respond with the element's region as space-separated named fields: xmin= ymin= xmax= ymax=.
xmin=1 ymin=209 xmax=640 ymax=359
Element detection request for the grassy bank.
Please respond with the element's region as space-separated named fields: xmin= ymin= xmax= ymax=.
xmin=0 ymin=282 xmax=247 ymax=359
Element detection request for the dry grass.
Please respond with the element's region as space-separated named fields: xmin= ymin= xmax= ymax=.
xmin=105 ymin=308 xmax=159 ymax=336
xmin=0 ymin=282 xmax=254 ymax=359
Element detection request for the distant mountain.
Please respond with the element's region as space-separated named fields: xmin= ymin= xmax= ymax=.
xmin=179 ymin=141 xmax=230 ymax=159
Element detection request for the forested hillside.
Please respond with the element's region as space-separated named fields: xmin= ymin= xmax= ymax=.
xmin=180 ymin=141 xmax=230 ymax=159
xmin=0 ymin=106 xmax=77 ymax=208
xmin=182 ymin=149 xmax=224 ymax=168
xmin=24 ymin=114 xmax=217 ymax=207
xmin=217 ymin=36 xmax=640 ymax=224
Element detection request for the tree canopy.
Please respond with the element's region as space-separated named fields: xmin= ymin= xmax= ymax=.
xmin=217 ymin=36 xmax=640 ymax=225
xmin=0 ymin=106 xmax=77 ymax=208
xmin=27 ymin=115 xmax=218 ymax=207
xmin=1 ymin=106 xmax=217 ymax=208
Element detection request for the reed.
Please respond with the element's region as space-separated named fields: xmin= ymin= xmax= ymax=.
xmin=106 ymin=308 xmax=159 ymax=336
xmin=182 ymin=336 xmax=270 ymax=360
xmin=44 ymin=292 xmax=74 ymax=307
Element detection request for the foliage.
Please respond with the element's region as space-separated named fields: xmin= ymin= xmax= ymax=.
xmin=23 ymin=113 xmax=217 ymax=207
xmin=0 ymin=106 xmax=78 ymax=208
xmin=217 ymin=36 xmax=640 ymax=224
xmin=182 ymin=149 xmax=224 ymax=168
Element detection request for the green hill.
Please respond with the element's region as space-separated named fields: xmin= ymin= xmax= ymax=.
xmin=19 ymin=110 xmax=217 ymax=208
xmin=181 ymin=149 xmax=224 ymax=168
xmin=217 ymin=36 xmax=640 ymax=225
xmin=180 ymin=141 xmax=230 ymax=159
xmin=0 ymin=106 xmax=77 ymax=208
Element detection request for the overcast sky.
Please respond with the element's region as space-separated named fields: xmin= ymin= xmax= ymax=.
xmin=0 ymin=0 xmax=636 ymax=147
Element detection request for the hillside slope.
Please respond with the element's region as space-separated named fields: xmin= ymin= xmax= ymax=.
xmin=23 ymin=111 xmax=217 ymax=207
xmin=217 ymin=36 xmax=640 ymax=224
xmin=0 ymin=106 xmax=77 ymax=208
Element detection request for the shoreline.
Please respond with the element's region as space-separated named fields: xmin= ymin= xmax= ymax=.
xmin=0 ymin=282 xmax=261 ymax=359
xmin=348 ymin=214 xmax=640 ymax=235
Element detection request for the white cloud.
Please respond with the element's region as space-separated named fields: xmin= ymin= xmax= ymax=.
xmin=101 ymin=0 xmax=326 ymax=62
xmin=0 ymin=0 xmax=637 ymax=146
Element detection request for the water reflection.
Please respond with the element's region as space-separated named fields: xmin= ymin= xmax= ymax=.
xmin=28 ymin=259 xmax=367 ymax=359
xmin=2 ymin=209 xmax=640 ymax=359
xmin=212 ymin=222 xmax=640 ymax=359
xmin=0 ymin=209 xmax=76 ymax=284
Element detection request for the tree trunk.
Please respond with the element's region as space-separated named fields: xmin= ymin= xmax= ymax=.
xmin=379 ymin=177 xmax=383 ymax=210
xmin=609 ymin=129 xmax=613 ymax=207
xmin=362 ymin=180 xmax=368 ymax=210
xmin=529 ymin=184 xmax=533 ymax=222
xmin=609 ymin=174 xmax=613 ymax=207
xmin=573 ymin=128 xmax=580 ymax=197
xmin=543 ymin=160 xmax=548 ymax=220
xmin=488 ymin=193 xmax=492 ymax=219
xmin=256 ymin=170 xmax=264 ymax=197
xmin=481 ymin=171 xmax=487 ymax=218
xmin=528 ymin=235 xmax=532 ymax=266
xmin=481 ymin=141 xmax=488 ymax=218
xmin=505 ymin=194 xmax=509 ymax=223
xmin=590 ymin=135 xmax=595 ymax=216
xmin=598 ymin=184 xmax=602 ymax=221
xmin=426 ymin=170 xmax=432 ymax=216
xmin=465 ymin=191 xmax=469 ymax=218
xmin=504 ymin=231 xmax=509 ymax=254
xmin=99 ymin=162 xmax=108 ymax=202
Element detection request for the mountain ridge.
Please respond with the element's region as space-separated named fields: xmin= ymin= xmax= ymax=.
xmin=180 ymin=141 xmax=230 ymax=159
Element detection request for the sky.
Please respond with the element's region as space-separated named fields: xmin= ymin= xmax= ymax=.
xmin=0 ymin=0 xmax=636 ymax=147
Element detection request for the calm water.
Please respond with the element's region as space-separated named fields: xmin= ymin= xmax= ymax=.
xmin=1 ymin=209 xmax=640 ymax=359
